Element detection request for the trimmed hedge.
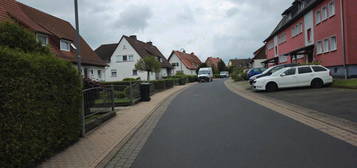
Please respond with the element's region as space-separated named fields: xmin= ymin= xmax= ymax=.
xmin=0 ymin=47 xmax=82 ymax=168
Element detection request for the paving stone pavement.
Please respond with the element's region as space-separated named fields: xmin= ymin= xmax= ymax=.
xmin=105 ymin=90 xmax=177 ymax=168
xmin=225 ymin=79 xmax=357 ymax=146
xmin=38 ymin=83 xmax=194 ymax=168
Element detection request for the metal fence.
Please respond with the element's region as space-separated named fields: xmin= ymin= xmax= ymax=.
xmin=83 ymin=87 xmax=114 ymax=119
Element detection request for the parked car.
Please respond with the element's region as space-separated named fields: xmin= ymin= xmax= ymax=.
xmin=198 ymin=67 xmax=213 ymax=82
xmin=247 ymin=68 xmax=266 ymax=79
xmin=252 ymin=65 xmax=333 ymax=92
xmin=249 ymin=63 xmax=298 ymax=85
xmin=219 ymin=71 xmax=229 ymax=78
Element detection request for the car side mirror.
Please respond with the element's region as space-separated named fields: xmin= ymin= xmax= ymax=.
xmin=280 ymin=73 xmax=286 ymax=77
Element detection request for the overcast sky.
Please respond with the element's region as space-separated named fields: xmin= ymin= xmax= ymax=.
xmin=18 ymin=0 xmax=292 ymax=62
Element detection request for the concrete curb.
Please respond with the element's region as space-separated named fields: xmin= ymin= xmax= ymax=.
xmin=95 ymin=83 xmax=196 ymax=168
xmin=225 ymin=79 xmax=357 ymax=146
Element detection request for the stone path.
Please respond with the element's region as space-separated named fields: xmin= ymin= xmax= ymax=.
xmin=38 ymin=83 xmax=195 ymax=168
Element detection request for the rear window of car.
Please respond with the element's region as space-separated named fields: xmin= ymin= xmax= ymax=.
xmin=312 ymin=66 xmax=327 ymax=72
xmin=298 ymin=67 xmax=313 ymax=74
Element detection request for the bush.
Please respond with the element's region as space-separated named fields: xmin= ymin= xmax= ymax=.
xmin=164 ymin=79 xmax=175 ymax=88
xmin=231 ymin=67 xmax=247 ymax=81
xmin=151 ymin=80 xmax=166 ymax=91
xmin=0 ymin=47 xmax=82 ymax=168
xmin=122 ymin=77 xmax=140 ymax=81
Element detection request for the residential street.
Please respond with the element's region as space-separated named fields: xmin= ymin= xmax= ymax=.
xmin=130 ymin=79 xmax=356 ymax=168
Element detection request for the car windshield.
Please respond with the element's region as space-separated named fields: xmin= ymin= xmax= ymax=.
xmin=199 ymin=70 xmax=210 ymax=75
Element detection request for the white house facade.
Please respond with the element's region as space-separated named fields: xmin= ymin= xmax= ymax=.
xmin=95 ymin=35 xmax=172 ymax=81
xmin=168 ymin=51 xmax=202 ymax=75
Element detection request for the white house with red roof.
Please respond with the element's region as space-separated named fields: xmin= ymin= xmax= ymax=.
xmin=168 ymin=50 xmax=202 ymax=75
xmin=95 ymin=35 xmax=173 ymax=81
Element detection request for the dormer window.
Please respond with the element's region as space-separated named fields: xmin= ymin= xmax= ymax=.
xmin=36 ymin=33 xmax=48 ymax=46
xmin=60 ymin=39 xmax=71 ymax=51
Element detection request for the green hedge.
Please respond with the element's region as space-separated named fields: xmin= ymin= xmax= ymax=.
xmin=0 ymin=47 xmax=82 ymax=168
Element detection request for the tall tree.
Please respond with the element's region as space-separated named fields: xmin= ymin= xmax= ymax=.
xmin=135 ymin=56 xmax=161 ymax=81
xmin=218 ymin=59 xmax=227 ymax=72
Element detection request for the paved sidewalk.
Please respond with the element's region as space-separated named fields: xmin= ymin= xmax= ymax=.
xmin=225 ymin=79 xmax=357 ymax=146
xmin=38 ymin=83 xmax=195 ymax=168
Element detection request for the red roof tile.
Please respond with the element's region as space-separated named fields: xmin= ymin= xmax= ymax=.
xmin=170 ymin=51 xmax=202 ymax=70
xmin=205 ymin=57 xmax=221 ymax=69
xmin=0 ymin=1 xmax=107 ymax=67
xmin=0 ymin=0 xmax=49 ymax=34
xmin=124 ymin=36 xmax=172 ymax=68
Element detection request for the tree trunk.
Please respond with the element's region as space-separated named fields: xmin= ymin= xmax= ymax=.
xmin=147 ymin=71 xmax=150 ymax=81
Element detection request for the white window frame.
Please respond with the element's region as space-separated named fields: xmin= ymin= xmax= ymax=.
xmin=122 ymin=55 xmax=128 ymax=62
xmin=128 ymin=55 xmax=134 ymax=62
xmin=328 ymin=1 xmax=335 ymax=17
xmin=324 ymin=39 xmax=330 ymax=53
xmin=98 ymin=70 xmax=102 ymax=79
xmin=36 ymin=33 xmax=48 ymax=46
xmin=316 ymin=41 xmax=323 ymax=54
xmin=322 ymin=6 xmax=328 ymax=21
xmin=132 ymin=70 xmax=138 ymax=76
xmin=330 ymin=36 xmax=337 ymax=51
xmin=60 ymin=39 xmax=71 ymax=51
xmin=278 ymin=33 xmax=286 ymax=44
xmin=111 ymin=69 xmax=117 ymax=77
xmin=316 ymin=10 xmax=321 ymax=24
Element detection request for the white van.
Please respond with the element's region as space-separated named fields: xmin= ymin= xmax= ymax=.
xmin=198 ymin=67 xmax=213 ymax=82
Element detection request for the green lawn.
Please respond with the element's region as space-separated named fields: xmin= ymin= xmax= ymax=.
xmin=332 ymin=79 xmax=357 ymax=89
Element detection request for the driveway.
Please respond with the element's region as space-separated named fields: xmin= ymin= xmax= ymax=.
xmin=260 ymin=86 xmax=357 ymax=122
xmin=125 ymin=79 xmax=357 ymax=168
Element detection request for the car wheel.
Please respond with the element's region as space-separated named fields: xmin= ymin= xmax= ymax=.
xmin=266 ymin=82 xmax=278 ymax=92
xmin=311 ymin=78 xmax=323 ymax=88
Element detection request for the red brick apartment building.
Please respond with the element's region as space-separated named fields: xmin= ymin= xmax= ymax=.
xmin=263 ymin=0 xmax=357 ymax=77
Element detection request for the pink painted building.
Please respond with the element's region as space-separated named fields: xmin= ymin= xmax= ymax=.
xmin=263 ymin=0 xmax=357 ymax=77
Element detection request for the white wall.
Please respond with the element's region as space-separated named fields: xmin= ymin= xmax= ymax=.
xmin=169 ymin=53 xmax=197 ymax=75
xmin=304 ymin=11 xmax=314 ymax=46
xmin=80 ymin=65 xmax=105 ymax=81
xmin=104 ymin=38 xmax=158 ymax=81
xmin=252 ymin=59 xmax=266 ymax=68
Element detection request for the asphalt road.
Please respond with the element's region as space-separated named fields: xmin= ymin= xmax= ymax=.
xmin=131 ymin=79 xmax=357 ymax=168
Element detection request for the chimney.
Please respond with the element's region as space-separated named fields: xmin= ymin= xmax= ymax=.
xmin=147 ymin=41 xmax=152 ymax=45
xmin=129 ymin=35 xmax=137 ymax=40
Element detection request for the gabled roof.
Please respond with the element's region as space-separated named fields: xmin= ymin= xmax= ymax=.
xmin=169 ymin=51 xmax=202 ymax=70
xmin=205 ymin=57 xmax=221 ymax=68
xmin=2 ymin=1 xmax=107 ymax=67
xmin=95 ymin=43 xmax=118 ymax=62
xmin=265 ymin=0 xmax=322 ymax=42
xmin=229 ymin=59 xmax=251 ymax=68
xmin=253 ymin=45 xmax=267 ymax=60
xmin=0 ymin=0 xmax=48 ymax=34
xmin=124 ymin=36 xmax=172 ymax=68
xmin=96 ymin=35 xmax=173 ymax=68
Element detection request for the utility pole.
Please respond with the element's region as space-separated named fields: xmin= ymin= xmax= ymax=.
xmin=74 ymin=0 xmax=85 ymax=136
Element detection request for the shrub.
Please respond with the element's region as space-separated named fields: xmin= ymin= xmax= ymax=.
xmin=122 ymin=78 xmax=140 ymax=81
xmin=0 ymin=47 xmax=82 ymax=168
xmin=0 ymin=22 xmax=50 ymax=55
xmin=151 ymin=80 xmax=166 ymax=91
xmin=164 ymin=79 xmax=175 ymax=88
xmin=231 ymin=67 xmax=246 ymax=81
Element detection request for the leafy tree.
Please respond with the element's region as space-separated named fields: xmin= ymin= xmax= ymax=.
xmin=218 ymin=59 xmax=228 ymax=72
xmin=0 ymin=22 xmax=50 ymax=54
xmin=135 ymin=56 xmax=161 ymax=81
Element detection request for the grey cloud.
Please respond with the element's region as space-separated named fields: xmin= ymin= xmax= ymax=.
xmin=226 ymin=7 xmax=239 ymax=17
xmin=113 ymin=5 xmax=153 ymax=33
